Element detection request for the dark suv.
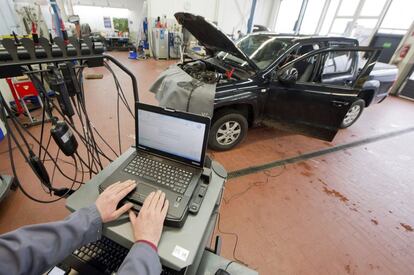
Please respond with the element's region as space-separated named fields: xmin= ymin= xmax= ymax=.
xmin=153 ymin=13 xmax=398 ymax=151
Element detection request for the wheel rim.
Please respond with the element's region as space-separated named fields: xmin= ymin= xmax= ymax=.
xmin=216 ymin=120 xmax=241 ymax=146
xmin=343 ymin=105 xmax=361 ymax=126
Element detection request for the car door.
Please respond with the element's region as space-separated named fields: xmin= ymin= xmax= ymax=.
xmin=265 ymin=47 xmax=381 ymax=141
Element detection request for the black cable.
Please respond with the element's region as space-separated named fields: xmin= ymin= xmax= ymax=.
xmin=30 ymin=69 xmax=105 ymax=174
xmin=51 ymin=149 xmax=60 ymax=183
xmin=212 ymin=166 xmax=286 ymax=271
xmin=116 ymin=85 xmax=122 ymax=154
xmin=223 ymin=166 xmax=286 ymax=205
xmin=104 ymin=62 xmax=135 ymax=118
xmin=90 ymin=123 xmax=119 ymax=157
xmin=43 ymin=155 xmax=90 ymax=174
xmin=38 ymin=92 xmax=47 ymax=157
xmin=216 ymin=212 xmax=250 ymax=268
xmin=42 ymin=134 xmax=52 ymax=163
xmin=75 ymin=152 xmax=85 ymax=187
xmin=3 ymin=89 xmax=80 ymax=198
xmin=48 ymin=99 xmax=109 ymax=170
xmin=104 ymin=61 xmax=137 ymax=156
xmin=225 ymin=261 xmax=236 ymax=271
xmin=76 ymin=70 xmax=104 ymax=169
xmin=73 ymin=94 xmax=96 ymax=176
xmin=75 ymin=97 xmax=106 ymax=171
xmin=2 ymin=100 xmax=85 ymax=185
xmin=0 ymin=143 xmax=34 ymax=156
xmin=1 ymin=107 xmax=75 ymax=203
xmin=2 ymin=102 xmax=33 ymax=153
xmin=74 ymin=152 xmax=98 ymax=175
xmin=72 ymin=94 xmax=95 ymax=176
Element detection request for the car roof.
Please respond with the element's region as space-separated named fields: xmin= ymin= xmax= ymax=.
xmin=246 ymin=32 xmax=358 ymax=44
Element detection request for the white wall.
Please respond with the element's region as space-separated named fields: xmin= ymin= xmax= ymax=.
xmin=148 ymin=0 xmax=216 ymax=22
xmin=0 ymin=0 xmax=20 ymax=35
xmin=253 ymin=0 xmax=274 ymax=27
xmin=216 ymin=0 xmax=251 ymax=34
xmin=73 ymin=6 xmax=129 ymax=32
xmin=72 ymin=0 xmax=145 ymax=41
xmin=147 ymin=0 xmax=274 ymax=36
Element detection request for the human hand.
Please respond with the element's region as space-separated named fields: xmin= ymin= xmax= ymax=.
xmin=129 ymin=190 xmax=169 ymax=247
xmin=95 ymin=180 xmax=136 ymax=223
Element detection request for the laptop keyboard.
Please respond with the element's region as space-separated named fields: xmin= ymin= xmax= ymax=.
xmin=123 ymin=155 xmax=193 ymax=194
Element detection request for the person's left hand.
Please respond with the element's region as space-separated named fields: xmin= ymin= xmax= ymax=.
xmin=95 ymin=180 xmax=137 ymax=223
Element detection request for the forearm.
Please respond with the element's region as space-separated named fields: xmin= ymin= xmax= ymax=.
xmin=0 ymin=205 xmax=102 ymax=275
xmin=117 ymin=242 xmax=162 ymax=275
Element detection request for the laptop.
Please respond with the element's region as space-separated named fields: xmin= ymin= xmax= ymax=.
xmin=99 ymin=103 xmax=210 ymax=227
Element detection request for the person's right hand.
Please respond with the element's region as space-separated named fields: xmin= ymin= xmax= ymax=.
xmin=128 ymin=190 xmax=169 ymax=247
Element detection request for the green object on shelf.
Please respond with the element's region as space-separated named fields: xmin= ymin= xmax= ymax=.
xmin=383 ymin=42 xmax=392 ymax=48
xmin=113 ymin=18 xmax=129 ymax=33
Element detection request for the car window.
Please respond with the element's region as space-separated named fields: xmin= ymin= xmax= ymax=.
xmin=319 ymin=50 xmax=375 ymax=88
xmin=322 ymin=51 xmax=354 ymax=75
xmin=279 ymin=48 xmax=377 ymax=88
xmin=277 ymin=43 xmax=319 ymax=68
xmin=234 ymin=35 xmax=292 ymax=70
xmin=288 ymin=55 xmax=319 ymax=83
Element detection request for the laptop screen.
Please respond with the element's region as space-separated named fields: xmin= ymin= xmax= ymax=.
xmin=136 ymin=103 xmax=210 ymax=168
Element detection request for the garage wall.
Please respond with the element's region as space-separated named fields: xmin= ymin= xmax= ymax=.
xmin=73 ymin=0 xmax=146 ymax=42
xmin=148 ymin=0 xmax=276 ymax=36
xmin=148 ymin=0 xmax=216 ymax=22
xmin=73 ymin=5 xmax=130 ymax=32
xmin=216 ymin=0 xmax=251 ymax=34
xmin=0 ymin=0 xmax=20 ymax=35
xmin=252 ymin=0 xmax=274 ymax=28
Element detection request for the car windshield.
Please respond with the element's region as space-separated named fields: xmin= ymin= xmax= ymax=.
xmin=216 ymin=35 xmax=292 ymax=70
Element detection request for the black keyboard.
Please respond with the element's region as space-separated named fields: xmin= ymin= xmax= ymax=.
xmin=72 ymin=236 xmax=127 ymax=274
xmin=123 ymin=155 xmax=193 ymax=194
xmin=67 ymin=236 xmax=183 ymax=275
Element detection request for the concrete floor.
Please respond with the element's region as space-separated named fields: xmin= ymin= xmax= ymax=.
xmin=1 ymin=52 xmax=414 ymax=274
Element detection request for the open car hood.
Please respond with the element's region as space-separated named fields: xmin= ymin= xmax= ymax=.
xmin=174 ymin=12 xmax=258 ymax=70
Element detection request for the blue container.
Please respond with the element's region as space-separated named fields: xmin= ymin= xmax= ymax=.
xmin=128 ymin=51 xmax=138 ymax=59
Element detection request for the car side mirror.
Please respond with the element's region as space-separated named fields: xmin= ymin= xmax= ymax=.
xmin=278 ymin=67 xmax=298 ymax=85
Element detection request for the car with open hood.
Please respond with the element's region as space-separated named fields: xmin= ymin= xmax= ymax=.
xmin=150 ymin=12 xmax=398 ymax=151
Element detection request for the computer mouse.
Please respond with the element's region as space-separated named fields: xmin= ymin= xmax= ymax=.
xmin=215 ymin=268 xmax=230 ymax=275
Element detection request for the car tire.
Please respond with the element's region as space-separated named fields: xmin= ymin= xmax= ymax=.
xmin=340 ymin=99 xmax=365 ymax=129
xmin=208 ymin=110 xmax=248 ymax=151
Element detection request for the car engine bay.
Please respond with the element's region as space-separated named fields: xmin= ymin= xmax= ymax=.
xmin=178 ymin=60 xmax=244 ymax=84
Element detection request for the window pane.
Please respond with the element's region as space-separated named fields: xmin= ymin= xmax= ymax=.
xmin=352 ymin=19 xmax=378 ymax=45
xmin=300 ymin=0 xmax=326 ymax=34
xmin=337 ymin=0 xmax=360 ymax=16
xmin=320 ymin=50 xmax=375 ymax=88
xmin=291 ymin=55 xmax=319 ymax=83
xmin=378 ymin=29 xmax=408 ymax=35
xmin=323 ymin=51 xmax=354 ymax=75
xmin=330 ymin=18 xmax=352 ymax=34
xmin=361 ymin=0 xmax=386 ymax=16
xmin=320 ymin=0 xmax=340 ymax=35
xmin=274 ymin=0 xmax=303 ymax=33
xmin=380 ymin=0 xmax=413 ymax=31
xmin=355 ymin=18 xmax=378 ymax=29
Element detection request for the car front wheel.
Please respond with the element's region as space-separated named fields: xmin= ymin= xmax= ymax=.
xmin=340 ymin=99 xmax=365 ymax=129
xmin=208 ymin=111 xmax=248 ymax=151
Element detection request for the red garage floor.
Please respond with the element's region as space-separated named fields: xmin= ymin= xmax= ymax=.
xmin=1 ymin=52 xmax=413 ymax=274
xmin=218 ymin=131 xmax=414 ymax=274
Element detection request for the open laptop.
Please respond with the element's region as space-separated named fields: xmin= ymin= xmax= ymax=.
xmin=99 ymin=103 xmax=210 ymax=227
